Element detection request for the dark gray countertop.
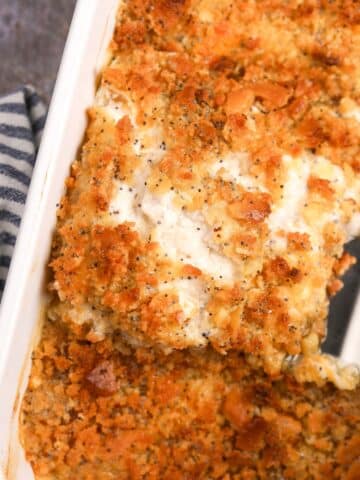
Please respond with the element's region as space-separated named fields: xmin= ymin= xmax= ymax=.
xmin=0 ymin=0 xmax=76 ymax=100
xmin=0 ymin=0 xmax=359 ymax=356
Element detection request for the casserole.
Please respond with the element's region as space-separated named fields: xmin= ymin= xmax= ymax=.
xmin=1 ymin=0 xmax=360 ymax=478
xmin=0 ymin=1 xmax=119 ymax=477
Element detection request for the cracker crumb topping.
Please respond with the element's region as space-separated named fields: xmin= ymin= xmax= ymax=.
xmin=21 ymin=0 xmax=360 ymax=477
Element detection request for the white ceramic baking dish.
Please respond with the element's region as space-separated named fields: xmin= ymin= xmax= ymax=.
xmin=1 ymin=0 xmax=360 ymax=478
xmin=0 ymin=0 xmax=119 ymax=477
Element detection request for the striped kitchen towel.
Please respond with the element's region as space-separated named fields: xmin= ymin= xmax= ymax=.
xmin=0 ymin=86 xmax=46 ymax=297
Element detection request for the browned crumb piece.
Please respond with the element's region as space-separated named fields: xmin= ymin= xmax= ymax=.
xmin=85 ymin=360 xmax=118 ymax=396
xmin=21 ymin=319 xmax=360 ymax=480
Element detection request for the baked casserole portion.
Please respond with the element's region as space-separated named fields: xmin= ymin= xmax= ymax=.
xmin=21 ymin=318 xmax=360 ymax=480
xmin=48 ymin=0 xmax=360 ymax=374
xmin=20 ymin=1 xmax=360 ymax=478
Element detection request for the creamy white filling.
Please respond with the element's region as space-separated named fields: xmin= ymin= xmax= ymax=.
xmin=159 ymin=278 xmax=210 ymax=343
xmin=95 ymin=85 xmax=133 ymax=123
xmin=311 ymin=155 xmax=345 ymax=188
xmin=110 ymin=182 xmax=235 ymax=282
xmin=209 ymin=152 xmax=261 ymax=191
xmin=142 ymin=191 xmax=235 ymax=282
xmin=267 ymin=154 xmax=311 ymax=249
xmin=266 ymin=152 xmax=357 ymax=252
xmin=96 ymin=85 xmax=164 ymax=162
xmin=310 ymin=155 xmax=360 ymax=242
xmin=109 ymin=180 xmax=148 ymax=234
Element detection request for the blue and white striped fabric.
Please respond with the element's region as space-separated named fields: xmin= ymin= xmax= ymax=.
xmin=0 ymin=86 xmax=46 ymax=297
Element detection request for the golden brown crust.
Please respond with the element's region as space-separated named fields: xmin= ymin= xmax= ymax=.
xmin=21 ymin=319 xmax=360 ymax=480
xmin=21 ymin=2 xmax=360 ymax=475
